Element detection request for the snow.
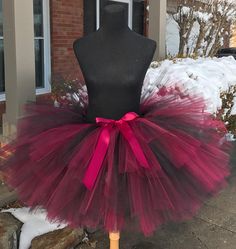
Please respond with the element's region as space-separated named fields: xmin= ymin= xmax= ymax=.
xmin=194 ymin=11 xmax=213 ymax=22
xmin=142 ymin=56 xmax=236 ymax=115
xmin=187 ymin=21 xmax=200 ymax=55
xmin=181 ymin=6 xmax=191 ymax=15
xmin=231 ymin=96 xmax=236 ymax=115
xmin=166 ymin=15 xmax=180 ymax=56
xmin=1 ymin=207 xmax=67 ymax=249
xmin=167 ymin=1 xmax=236 ymax=56
xmin=2 ymin=56 xmax=236 ymax=249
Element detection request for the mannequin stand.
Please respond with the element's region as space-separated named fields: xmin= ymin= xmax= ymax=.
xmin=109 ymin=231 xmax=120 ymax=249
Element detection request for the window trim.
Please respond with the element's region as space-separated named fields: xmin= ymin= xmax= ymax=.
xmin=0 ymin=0 xmax=51 ymax=101
xmin=36 ymin=0 xmax=51 ymax=95
xmin=96 ymin=0 xmax=133 ymax=30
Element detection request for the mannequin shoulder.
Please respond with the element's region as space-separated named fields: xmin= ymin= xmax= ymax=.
xmin=73 ymin=37 xmax=85 ymax=58
xmin=143 ymin=38 xmax=157 ymax=55
xmin=131 ymin=31 xmax=156 ymax=52
xmin=130 ymin=32 xmax=157 ymax=58
xmin=146 ymin=38 xmax=157 ymax=51
xmin=73 ymin=33 xmax=97 ymax=57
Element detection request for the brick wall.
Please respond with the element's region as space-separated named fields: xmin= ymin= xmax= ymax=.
xmin=50 ymin=0 xmax=84 ymax=82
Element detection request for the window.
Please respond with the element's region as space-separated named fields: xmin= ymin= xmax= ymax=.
xmin=34 ymin=0 xmax=45 ymax=88
xmin=34 ymin=0 xmax=51 ymax=94
xmin=84 ymin=0 xmax=145 ymax=36
xmin=0 ymin=0 xmax=51 ymax=99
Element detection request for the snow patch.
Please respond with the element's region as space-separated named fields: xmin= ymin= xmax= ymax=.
xmin=1 ymin=208 xmax=67 ymax=249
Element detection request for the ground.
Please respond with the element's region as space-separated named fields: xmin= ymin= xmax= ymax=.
xmin=77 ymin=161 xmax=236 ymax=249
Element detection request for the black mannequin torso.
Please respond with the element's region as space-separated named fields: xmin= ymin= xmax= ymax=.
xmin=73 ymin=4 xmax=156 ymax=122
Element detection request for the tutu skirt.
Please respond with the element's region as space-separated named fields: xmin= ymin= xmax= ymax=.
xmin=0 ymin=88 xmax=232 ymax=236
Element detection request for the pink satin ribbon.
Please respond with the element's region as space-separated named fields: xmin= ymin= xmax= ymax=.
xmin=83 ymin=112 xmax=150 ymax=190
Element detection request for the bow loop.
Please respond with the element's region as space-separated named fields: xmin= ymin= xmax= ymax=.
xmin=95 ymin=112 xmax=139 ymax=125
xmin=83 ymin=112 xmax=150 ymax=190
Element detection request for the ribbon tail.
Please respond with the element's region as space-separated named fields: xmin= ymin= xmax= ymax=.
xmin=119 ymin=122 xmax=150 ymax=169
xmin=83 ymin=126 xmax=111 ymax=190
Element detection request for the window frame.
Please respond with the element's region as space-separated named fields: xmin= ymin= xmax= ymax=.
xmin=96 ymin=0 xmax=133 ymax=30
xmin=35 ymin=0 xmax=51 ymax=95
xmin=0 ymin=0 xmax=51 ymax=101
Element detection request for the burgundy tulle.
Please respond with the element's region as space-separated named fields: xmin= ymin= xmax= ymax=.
xmin=0 ymin=89 xmax=232 ymax=236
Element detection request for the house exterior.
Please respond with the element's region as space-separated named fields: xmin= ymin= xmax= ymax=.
xmin=0 ymin=0 xmax=167 ymax=140
xmin=0 ymin=0 xmax=86 ymax=106
xmin=0 ymin=0 xmax=146 ymax=124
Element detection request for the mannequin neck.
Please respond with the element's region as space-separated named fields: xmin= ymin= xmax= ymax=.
xmin=100 ymin=4 xmax=129 ymax=33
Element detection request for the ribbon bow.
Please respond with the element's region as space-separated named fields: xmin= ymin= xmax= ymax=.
xmin=83 ymin=112 xmax=150 ymax=190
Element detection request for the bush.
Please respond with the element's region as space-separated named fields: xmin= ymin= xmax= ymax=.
xmin=217 ymin=85 xmax=236 ymax=137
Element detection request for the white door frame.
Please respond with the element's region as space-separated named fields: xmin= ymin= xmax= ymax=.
xmin=0 ymin=0 xmax=51 ymax=101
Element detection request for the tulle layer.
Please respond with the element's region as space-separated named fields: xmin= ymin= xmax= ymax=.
xmin=0 ymin=90 xmax=231 ymax=236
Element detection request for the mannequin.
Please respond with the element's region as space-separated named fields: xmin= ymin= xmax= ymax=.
xmin=73 ymin=4 xmax=156 ymax=249
xmin=73 ymin=4 xmax=156 ymax=123
xmin=73 ymin=4 xmax=156 ymax=248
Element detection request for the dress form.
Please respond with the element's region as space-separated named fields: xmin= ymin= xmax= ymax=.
xmin=73 ymin=4 xmax=156 ymax=123
xmin=73 ymin=4 xmax=156 ymax=249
